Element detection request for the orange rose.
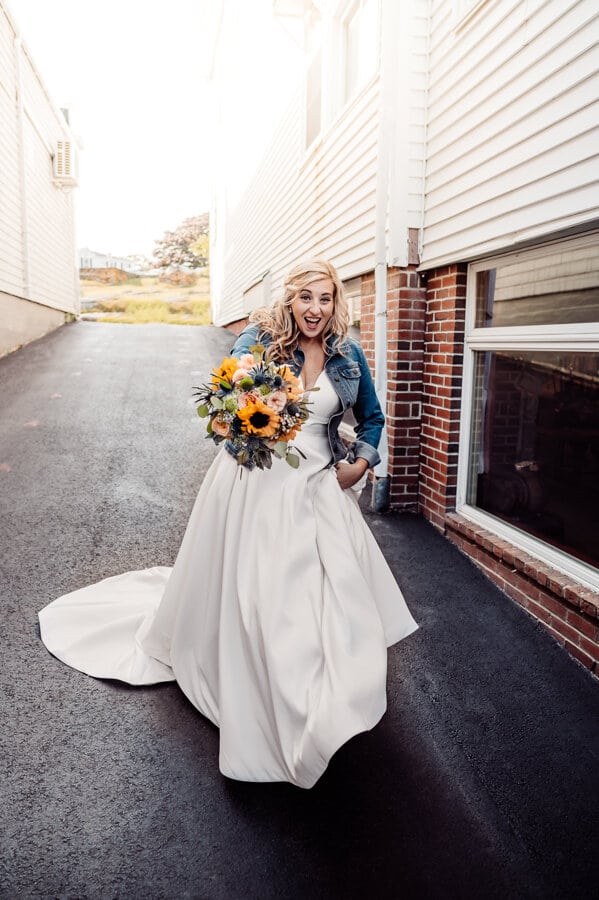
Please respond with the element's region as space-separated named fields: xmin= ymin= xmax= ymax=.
xmin=264 ymin=389 xmax=287 ymax=412
xmin=212 ymin=415 xmax=231 ymax=437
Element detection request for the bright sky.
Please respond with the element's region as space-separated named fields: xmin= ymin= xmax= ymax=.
xmin=10 ymin=0 xmax=218 ymax=259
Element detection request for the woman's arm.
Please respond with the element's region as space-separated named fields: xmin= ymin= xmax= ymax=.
xmin=230 ymin=323 xmax=261 ymax=358
xmin=349 ymin=341 xmax=385 ymax=467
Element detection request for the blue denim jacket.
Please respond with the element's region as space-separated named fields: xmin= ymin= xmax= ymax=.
xmin=230 ymin=324 xmax=384 ymax=468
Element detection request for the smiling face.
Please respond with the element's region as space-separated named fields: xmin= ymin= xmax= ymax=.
xmin=290 ymin=277 xmax=335 ymax=343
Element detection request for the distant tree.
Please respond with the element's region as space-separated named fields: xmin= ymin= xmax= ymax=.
xmin=152 ymin=214 xmax=209 ymax=269
xmin=189 ymin=232 xmax=209 ymax=261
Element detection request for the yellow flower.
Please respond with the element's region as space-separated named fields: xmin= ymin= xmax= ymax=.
xmin=280 ymin=366 xmax=303 ymax=401
xmin=211 ymin=357 xmax=239 ymax=388
xmin=237 ymin=399 xmax=280 ymax=438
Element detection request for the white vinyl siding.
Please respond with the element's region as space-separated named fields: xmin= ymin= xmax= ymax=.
xmin=0 ymin=9 xmax=24 ymax=296
xmin=421 ymin=0 xmax=599 ymax=268
xmin=0 ymin=3 xmax=78 ymax=314
xmin=211 ymin=0 xmax=429 ymax=326
xmin=212 ymin=79 xmax=380 ymax=326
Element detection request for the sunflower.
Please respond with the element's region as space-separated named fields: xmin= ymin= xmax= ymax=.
xmin=237 ymin=399 xmax=280 ymax=438
xmin=211 ymin=357 xmax=239 ymax=388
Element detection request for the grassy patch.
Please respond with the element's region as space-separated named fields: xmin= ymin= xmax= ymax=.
xmin=80 ymin=273 xmax=212 ymax=325
xmin=86 ymin=298 xmax=211 ymax=325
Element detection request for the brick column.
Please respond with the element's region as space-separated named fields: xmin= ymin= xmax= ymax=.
xmin=359 ymin=272 xmax=375 ymax=370
xmin=359 ymin=267 xmax=426 ymax=510
xmin=419 ymin=264 xmax=467 ymax=529
xmin=386 ymin=267 xmax=426 ymax=510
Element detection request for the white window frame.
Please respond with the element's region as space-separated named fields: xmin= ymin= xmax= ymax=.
xmin=456 ymin=231 xmax=599 ymax=592
xmin=339 ymin=0 xmax=379 ymax=110
xmin=304 ymin=42 xmax=323 ymax=150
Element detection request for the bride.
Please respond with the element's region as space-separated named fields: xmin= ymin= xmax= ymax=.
xmin=39 ymin=258 xmax=419 ymax=789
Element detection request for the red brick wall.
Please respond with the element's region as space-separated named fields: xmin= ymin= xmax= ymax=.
xmin=419 ymin=264 xmax=467 ymax=529
xmin=386 ymin=267 xmax=426 ymax=509
xmin=360 ymin=273 xmax=375 ymax=371
xmin=359 ymin=267 xmax=426 ymax=509
xmin=446 ymin=513 xmax=599 ymax=675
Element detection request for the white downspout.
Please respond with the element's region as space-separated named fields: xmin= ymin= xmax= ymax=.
xmin=372 ymin=0 xmax=397 ymax=508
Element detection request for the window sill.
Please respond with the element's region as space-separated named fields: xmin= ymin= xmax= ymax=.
xmin=445 ymin=512 xmax=599 ymax=619
xmin=445 ymin=511 xmax=599 ymax=672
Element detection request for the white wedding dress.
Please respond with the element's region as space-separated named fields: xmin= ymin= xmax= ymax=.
xmin=39 ymin=371 xmax=418 ymax=789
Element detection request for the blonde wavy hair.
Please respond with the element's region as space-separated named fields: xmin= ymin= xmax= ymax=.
xmin=250 ymin=259 xmax=350 ymax=363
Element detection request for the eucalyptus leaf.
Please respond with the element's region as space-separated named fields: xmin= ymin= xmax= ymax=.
xmin=285 ymin=452 xmax=300 ymax=469
xmin=273 ymin=441 xmax=287 ymax=458
xmin=211 ymin=396 xmax=224 ymax=409
xmin=197 ymin=404 xmax=209 ymax=418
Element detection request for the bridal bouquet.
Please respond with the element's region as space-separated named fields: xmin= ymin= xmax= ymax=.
xmin=193 ymin=344 xmax=312 ymax=470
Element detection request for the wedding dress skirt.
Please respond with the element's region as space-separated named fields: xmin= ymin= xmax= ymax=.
xmin=39 ymin=372 xmax=419 ymax=788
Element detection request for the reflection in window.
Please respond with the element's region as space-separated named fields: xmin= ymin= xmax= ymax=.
xmin=469 ymin=351 xmax=599 ymax=568
xmin=475 ymin=241 xmax=599 ymax=327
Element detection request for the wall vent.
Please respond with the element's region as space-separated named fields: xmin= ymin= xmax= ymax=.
xmin=52 ymin=140 xmax=78 ymax=187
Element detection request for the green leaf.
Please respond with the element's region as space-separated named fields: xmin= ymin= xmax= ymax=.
xmin=197 ymin=404 xmax=209 ymax=418
xmin=273 ymin=441 xmax=287 ymax=458
xmin=210 ymin=396 xmax=223 ymax=409
xmin=285 ymin=452 xmax=300 ymax=469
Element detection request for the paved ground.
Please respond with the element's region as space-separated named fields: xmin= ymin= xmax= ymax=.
xmin=1 ymin=321 xmax=597 ymax=900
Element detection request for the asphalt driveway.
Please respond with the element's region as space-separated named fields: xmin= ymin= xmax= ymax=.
xmin=1 ymin=321 xmax=597 ymax=899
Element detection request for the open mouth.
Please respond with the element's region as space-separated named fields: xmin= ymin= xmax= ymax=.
xmin=304 ymin=316 xmax=321 ymax=329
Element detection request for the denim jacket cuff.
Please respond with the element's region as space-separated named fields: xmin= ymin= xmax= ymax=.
xmin=348 ymin=440 xmax=380 ymax=469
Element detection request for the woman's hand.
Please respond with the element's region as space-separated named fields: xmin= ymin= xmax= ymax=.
xmin=335 ymin=457 xmax=369 ymax=490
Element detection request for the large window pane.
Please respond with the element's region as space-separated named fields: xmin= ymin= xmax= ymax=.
xmin=468 ymin=350 xmax=599 ymax=568
xmin=475 ymin=241 xmax=599 ymax=327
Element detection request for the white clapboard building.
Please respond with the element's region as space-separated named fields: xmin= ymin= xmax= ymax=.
xmin=209 ymin=0 xmax=599 ymax=672
xmin=0 ymin=1 xmax=79 ymax=357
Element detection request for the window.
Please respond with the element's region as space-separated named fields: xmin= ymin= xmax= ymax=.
xmin=343 ymin=276 xmax=362 ymax=339
xmin=342 ymin=0 xmax=378 ymax=107
xmin=305 ymin=46 xmax=322 ymax=148
xmin=459 ymin=233 xmax=599 ymax=586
